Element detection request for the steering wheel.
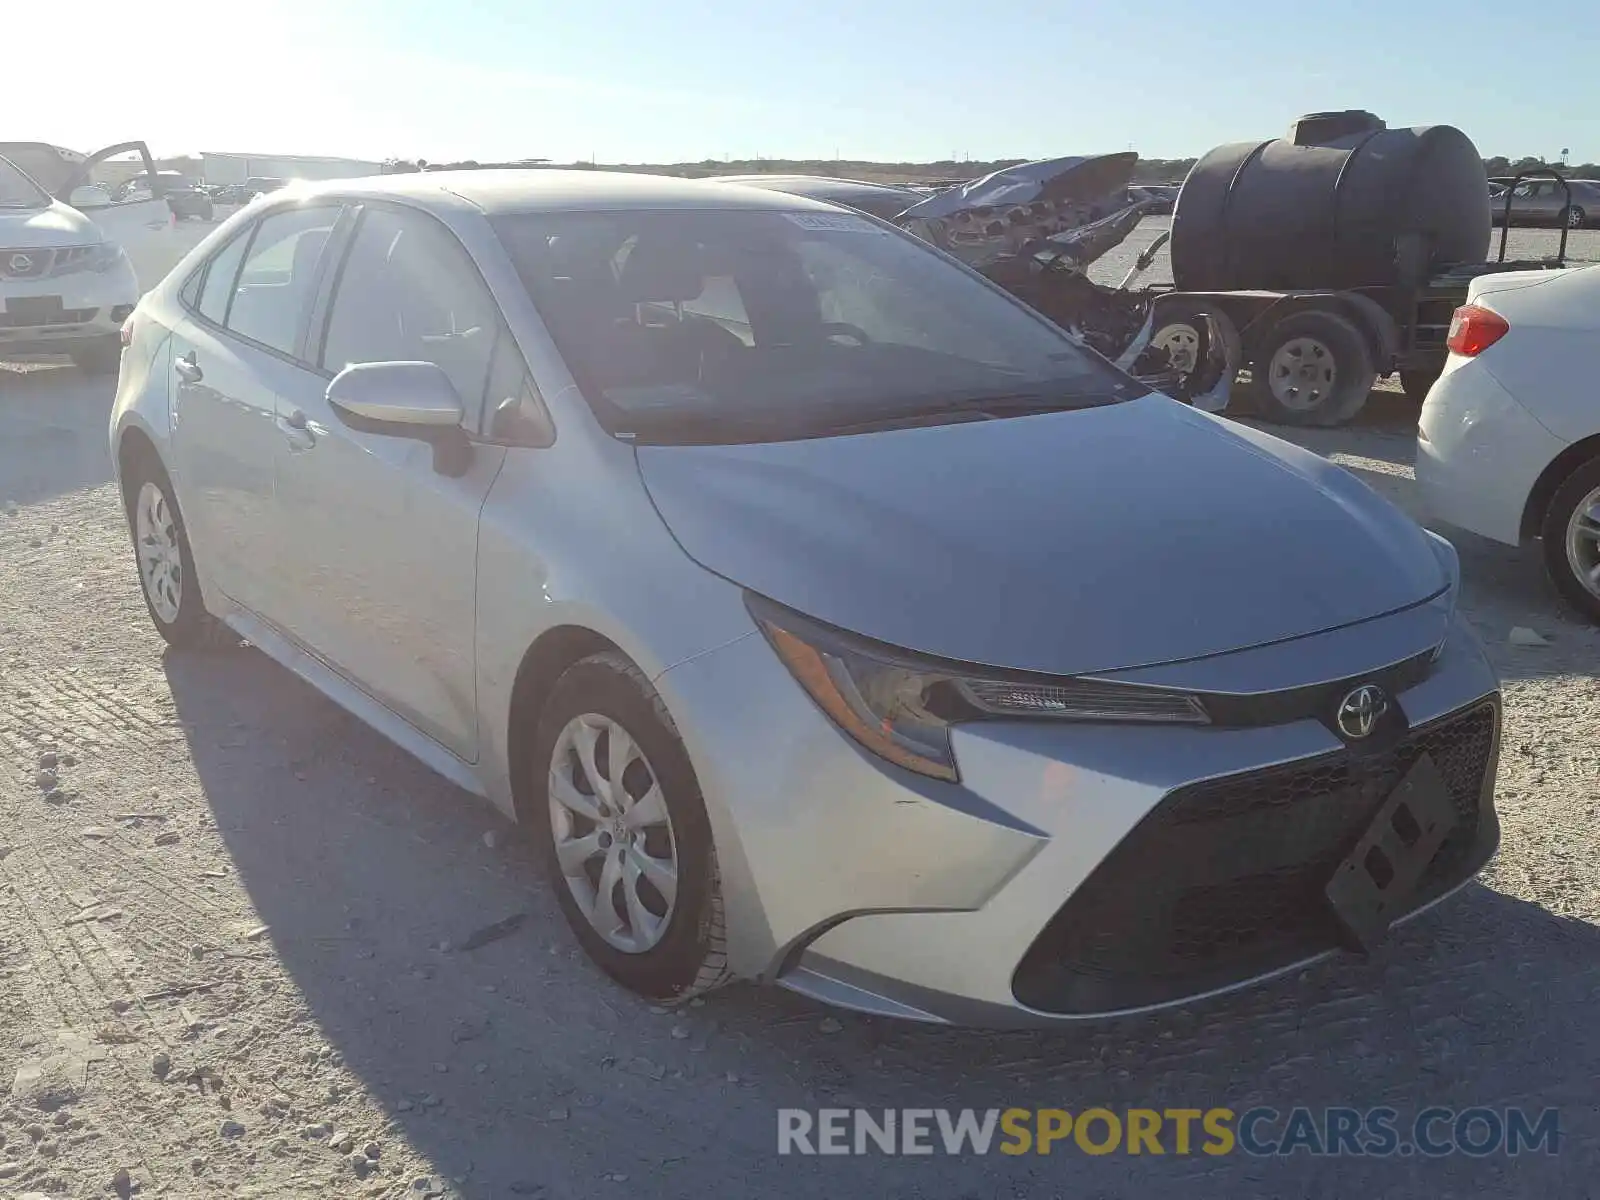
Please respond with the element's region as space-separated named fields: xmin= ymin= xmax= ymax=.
xmin=821 ymin=322 xmax=874 ymax=346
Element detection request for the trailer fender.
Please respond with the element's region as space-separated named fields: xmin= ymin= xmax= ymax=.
xmin=1324 ymin=292 xmax=1400 ymax=371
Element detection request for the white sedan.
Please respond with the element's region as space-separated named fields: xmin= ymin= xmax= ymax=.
xmin=1416 ymin=265 xmax=1600 ymax=622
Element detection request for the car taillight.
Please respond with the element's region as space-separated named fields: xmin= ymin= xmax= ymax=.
xmin=1446 ymin=304 xmax=1509 ymax=357
xmin=119 ymin=313 xmax=136 ymax=348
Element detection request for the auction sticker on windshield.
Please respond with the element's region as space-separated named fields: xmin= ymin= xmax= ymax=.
xmin=784 ymin=212 xmax=878 ymax=232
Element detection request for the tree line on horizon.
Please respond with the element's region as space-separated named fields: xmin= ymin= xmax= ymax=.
xmin=374 ymin=154 xmax=1600 ymax=186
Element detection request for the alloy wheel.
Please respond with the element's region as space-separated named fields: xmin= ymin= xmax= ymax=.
xmin=1564 ymin=485 xmax=1600 ymax=601
xmin=1267 ymin=336 xmax=1337 ymax=411
xmin=548 ymin=713 xmax=679 ymax=954
xmin=135 ymin=481 xmax=182 ymax=624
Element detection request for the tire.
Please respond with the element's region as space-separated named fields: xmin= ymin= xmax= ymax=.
xmin=1248 ymin=310 xmax=1376 ymax=427
xmin=1399 ymin=366 xmax=1442 ymax=404
xmin=1563 ymin=205 xmax=1586 ymax=229
xmin=1540 ymin=456 xmax=1600 ymax=624
xmin=70 ymin=336 xmax=122 ymax=376
xmin=532 ymin=651 xmax=732 ymax=1002
xmin=122 ymin=453 xmax=237 ymax=650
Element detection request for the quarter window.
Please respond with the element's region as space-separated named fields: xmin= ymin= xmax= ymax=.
xmin=195 ymin=233 xmax=250 ymax=326
xmin=321 ymin=206 xmax=505 ymax=424
xmin=224 ymin=206 xmax=341 ymax=356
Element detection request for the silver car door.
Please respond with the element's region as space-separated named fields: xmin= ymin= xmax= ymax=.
xmin=270 ymin=203 xmax=507 ymax=761
xmin=168 ymin=204 xmax=343 ymax=618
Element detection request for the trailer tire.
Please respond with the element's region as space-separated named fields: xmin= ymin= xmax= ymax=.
xmin=1248 ymin=310 xmax=1376 ymax=427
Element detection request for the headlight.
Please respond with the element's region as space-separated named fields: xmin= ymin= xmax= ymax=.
xmin=85 ymin=242 xmax=128 ymax=273
xmin=1423 ymin=529 xmax=1461 ymax=660
xmin=748 ymin=596 xmax=1209 ymax=783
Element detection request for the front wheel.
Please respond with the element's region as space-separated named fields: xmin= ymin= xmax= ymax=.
xmin=1248 ymin=310 xmax=1376 ymax=427
xmin=1541 ymin=456 xmax=1600 ymax=623
xmin=1564 ymin=205 xmax=1587 ymax=229
xmin=123 ymin=457 xmax=236 ymax=649
xmin=532 ymin=651 xmax=732 ymax=1002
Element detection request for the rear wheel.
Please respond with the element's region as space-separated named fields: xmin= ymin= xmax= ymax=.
xmin=122 ymin=454 xmax=236 ymax=649
xmin=1563 ymin=205 xmax=1587 ymax=229
xmin=1248 ymin=310 xmax=1376 ymax=427
xmin=532 ymin=651 xmax=732 ymax=1002
xmin=70 ymin=336 xmax=121 ymax=376
xmin=1541 ymin=456 xmax=1600 ymax=623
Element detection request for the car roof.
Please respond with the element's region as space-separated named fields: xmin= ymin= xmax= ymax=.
xmin=279 ymin=169 xmax=842 ymax=215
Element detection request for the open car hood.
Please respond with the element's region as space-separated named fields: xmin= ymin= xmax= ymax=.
xmin=896 ymin=153 xmax=1151 ymax=273
xmin=898 ymin=153 xmax=1138 ymax=220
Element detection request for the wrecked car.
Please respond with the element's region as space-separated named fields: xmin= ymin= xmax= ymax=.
xmin=892 ymin=153 xmax=1239 ymax=412
xmin=729 ymin=156 xmax=1241 ymax=412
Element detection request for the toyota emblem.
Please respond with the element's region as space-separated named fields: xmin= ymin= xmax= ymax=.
xmin=1336 ymin=685 xmax=1388 ymax=739
xmin=8 ymin=253 xmax=34 ymax=273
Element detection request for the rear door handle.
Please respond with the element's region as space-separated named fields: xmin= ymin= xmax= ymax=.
xmin=277 ymin=409 xmax=317 ymax=451
xmin=174 ymin=353 xmax=202 ymax=383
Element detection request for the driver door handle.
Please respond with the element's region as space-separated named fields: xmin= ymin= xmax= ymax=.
xmin=174 ymin=352 xmax=202 ymax=383
xmin=277 ymin=408 xmax=317 ymax=452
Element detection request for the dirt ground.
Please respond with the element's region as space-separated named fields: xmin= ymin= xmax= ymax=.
xmin=2 ymin=247 xmax=1599 ymax=1196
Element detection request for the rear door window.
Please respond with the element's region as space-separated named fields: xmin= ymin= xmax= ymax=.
xmin=224 ymin=206 xmax=341 ymax=357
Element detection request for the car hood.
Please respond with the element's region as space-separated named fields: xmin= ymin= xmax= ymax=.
xmin=635 ymin=395 xmax=1447 ymax=676
xmin=0 ymin=200 xmax=102 ymax=247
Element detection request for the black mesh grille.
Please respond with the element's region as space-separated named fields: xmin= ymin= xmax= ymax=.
xmin=1013 ymin=700 xmax=1499 ymax=1014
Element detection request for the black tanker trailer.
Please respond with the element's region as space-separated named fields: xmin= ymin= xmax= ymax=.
xmin=1142 ymin=110 xmax=1572 ymax=426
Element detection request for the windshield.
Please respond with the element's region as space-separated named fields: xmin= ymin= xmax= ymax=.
xmin=493 ymin=208 xmax=1144 ymax=443
xmin=0 ymin=156 xmax=50 ymax=209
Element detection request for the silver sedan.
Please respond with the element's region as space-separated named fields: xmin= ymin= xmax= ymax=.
xmin=1495 ymin=177 xmax=1600 ymax=227
xmin=110 ymin=171 xmax=1501 ymax=1025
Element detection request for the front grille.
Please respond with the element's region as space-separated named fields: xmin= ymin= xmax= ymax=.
xmin=1013 ymin=700 xmax=1499 ymax=1015
xmin=0 ymin=246 xmax=97 ymax=280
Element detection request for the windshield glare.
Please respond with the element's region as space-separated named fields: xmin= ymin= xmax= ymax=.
xmin=0 ymin=156 xmax=49 ymax=209
xmin=493 ymin=208 xmax=1143 ymax=441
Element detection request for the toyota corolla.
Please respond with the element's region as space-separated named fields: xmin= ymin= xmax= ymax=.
xmin=109 ymin=171 xmax=1501 ymax=1025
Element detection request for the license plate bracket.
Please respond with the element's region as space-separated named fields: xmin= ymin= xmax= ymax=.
xmin=1324 ymin=752 xmax=1458 ymax=953
xmin=4 ymin=295 xmax=65 ymax=324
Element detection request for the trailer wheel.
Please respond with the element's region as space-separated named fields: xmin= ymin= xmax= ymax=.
xmin=1248 ymin=310 xmax=1376 ymax=427
xmin=1399 ymin=367 xmax=1442 ymax=403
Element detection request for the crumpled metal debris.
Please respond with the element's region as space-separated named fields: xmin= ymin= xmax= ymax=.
xmin=894 ymin=154 xmax=1239 ymax=408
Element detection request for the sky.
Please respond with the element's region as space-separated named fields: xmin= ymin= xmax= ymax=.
xmin=17 ymin=0 xmax=1598 ymax=167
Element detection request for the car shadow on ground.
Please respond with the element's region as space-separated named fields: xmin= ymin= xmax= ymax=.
xmin=163 ymin=647 xmax=1594 ymax=1198
xmin=0 ymin=366 xmax=116 ymax=507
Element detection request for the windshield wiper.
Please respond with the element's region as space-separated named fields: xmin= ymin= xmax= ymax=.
xmin=808 ymin=390 xmax=1131 ymax=436
xmin=618 ymin=389 xmax=1134 ymax=445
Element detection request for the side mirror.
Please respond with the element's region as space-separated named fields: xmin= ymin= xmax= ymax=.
xmin=68 ymin=185 xmax=112 ymax=210
xmin=326 ymin=361 xmax=473 ymax=476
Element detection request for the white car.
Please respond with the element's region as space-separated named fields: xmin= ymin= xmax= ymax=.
xmin=0 ymin=140 xmax=185 ymax=371
xmin=1416 ymin=265 xmax=1600 ymax=621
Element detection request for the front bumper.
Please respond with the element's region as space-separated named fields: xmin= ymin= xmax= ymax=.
xmin=657 ymin=607 xmax=1500 ymax=1026
xmin=0 ymin=260 xmax=138 ymax=356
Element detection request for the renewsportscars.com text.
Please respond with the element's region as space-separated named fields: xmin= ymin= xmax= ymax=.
xmin=777 ymin=1106 xmax=1560 ymax=1158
